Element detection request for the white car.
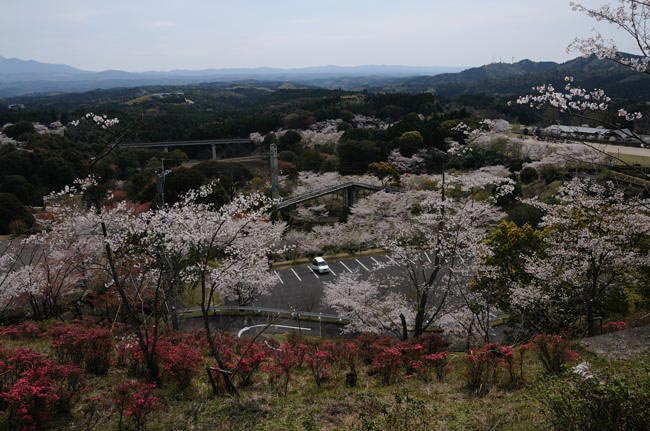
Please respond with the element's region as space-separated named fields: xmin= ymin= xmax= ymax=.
xmin=309 ymin=257 xmax=330 ymax=274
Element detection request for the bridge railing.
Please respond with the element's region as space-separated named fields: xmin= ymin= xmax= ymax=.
xmin=276 ymin=181 xmax=386 ymax=208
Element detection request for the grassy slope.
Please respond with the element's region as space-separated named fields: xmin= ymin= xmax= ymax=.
xmin=4 ymin=333 xmax=646 ymax=431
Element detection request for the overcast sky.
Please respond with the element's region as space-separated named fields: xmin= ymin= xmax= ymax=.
xmin=0 ymin=0 xmax=636 ymax=71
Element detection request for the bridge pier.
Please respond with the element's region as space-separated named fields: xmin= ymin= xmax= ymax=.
xmin=342 ymin=186 xmax=356 ymax=208
xmin=211 ymin=143 xmax=217 ymax=160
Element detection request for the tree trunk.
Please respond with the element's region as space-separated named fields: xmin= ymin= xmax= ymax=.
xmin=399 ymin=313 xmax=409 ymax=340
xmin=201 ymin=307 xmax=239 ymax=397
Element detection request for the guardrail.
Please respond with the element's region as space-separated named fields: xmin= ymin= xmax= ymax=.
xmin=119 ymin=138 xmax=252 ymax=148
xmin=179 ymin=305 xmax=350 ymax=324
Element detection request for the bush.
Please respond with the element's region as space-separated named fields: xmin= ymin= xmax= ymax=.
xmin=262 ymin=342 xmax=302 ymax=396
xmin=1 ymin=322 xmax=41 ymax=340
xmin=305 ymin=348 xmax=332 ymax=388
xmin=542 ymin=372 xmax=650 ymax=430
xmin=532 ymin=334 xmax=579 ymax=374
xmin=228 ymin=339 xmax=267 ymax=387
xmin=422 ymin=352 xmax=450 ymax=382
xmin=51 ymin=324 xmax=113 ymax=375
xmin=464 ymin=343 xmax=519 ymax=395
xmin=602 ymin=321 xmax=627 ymax=333
xmin=519 ymin=166 xmax=538 ymax=184
xmin=114 ymin=381 xmax=161 ymax=431
xmin=372 ymin=347 xmax=403 ymax=386
xmin=157 ymin=339 xmax=203 ymax=391
xmin=0 ymin=349 xmax=83 ymax=431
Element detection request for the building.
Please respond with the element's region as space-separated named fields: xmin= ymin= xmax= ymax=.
xmin=542 ymin=125 xmax=634 ymax=142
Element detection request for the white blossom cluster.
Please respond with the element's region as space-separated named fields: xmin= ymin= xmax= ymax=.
xmin=509 ymin=178 xmax=649 ymax=324
xmin=569 ymin=1 xmax=650 ymax=74
xmin=388 ymin=149 xmax=427 ymax=174
xmin=351 ymin=114 xmax=392 ymax=130
xmin=0 ymin=179 xmax=288 ymax=313
xmin=514 ymin=77 xmax=614 ymax=113
xmin=68 ymin=113 xmax=120 ymax=129
xmin=322 ymin=189 xmax=504 ymax=337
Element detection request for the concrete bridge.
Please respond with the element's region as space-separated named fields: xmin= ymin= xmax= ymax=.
xmin=276 ymin=181 xmax=392 ymax=209
xmin=119 ymin=138 xmax=253 ymax=160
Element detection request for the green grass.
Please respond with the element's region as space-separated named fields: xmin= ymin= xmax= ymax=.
xmin=611 ymin=153 xmax=650 ymax=167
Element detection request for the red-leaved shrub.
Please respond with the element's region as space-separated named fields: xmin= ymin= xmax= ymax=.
xmin=157 ymin=339 xmax=203 ymax=390
xmin=263 ymin=342 xmax=301 ymax=396
xmin=0 ymin=351 xmax=83 ymax=431
xmin=531 ymin=334 xmax=579 ymax=374
xmin=372 ymin=347 xmax=403 ymax=385
xmin=422 ymin=351 xmax=450 ymax=382
xmin=114 ymin=381 xmax=161 ymax=431
xmin=51 ymin=324 xmax=113 ymax=375
xmin=464 ymin=343 xmax=516 ymax=395
xmin=1 ymin=322 xmax=41 ymax=340
xmin=602 ymin=321 xmax=627 ymax=333
xmin=305 ymin=348 xmax=331 ymax=388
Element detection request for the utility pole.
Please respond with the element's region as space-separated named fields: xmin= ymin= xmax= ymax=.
xmin=270 ymin=143 xmax=279 ymax=201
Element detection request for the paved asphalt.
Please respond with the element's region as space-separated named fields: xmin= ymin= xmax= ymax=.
xmin=257 ymin=253 xmax=414 ymax=313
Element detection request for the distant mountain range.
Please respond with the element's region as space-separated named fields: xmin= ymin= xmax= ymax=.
xmin=372 ymin=56 xmax=650 ymax=99
xmin=1 ymin=54 xmax=648 ymax=100
xmin=0 ymin=56 xmax=463 ymax=97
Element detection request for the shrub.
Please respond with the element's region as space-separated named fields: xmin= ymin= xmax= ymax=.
xmin=396 ymin=339 xmax=425 ymax=376
xmin=51 ymin=324 xmax=113 ymax=375
xmin=520 ymin=166 xmax=539 ymax=184
xmin=305 ymin=348 xmax=332 ymax=388
xmin=542 ymin=372 xmax=650 ymax=430
xmin=422 ymin=352 xmax=450 ymax=382
xmin=157 ymin=339 xmax=203 ymax=391
xmin=602 ymin=321 xmax=627 ymax=333
xmin=532 ymin=334 xmax=579 ymax=374
xmin=1 ymin=359 xmax=83 ymax=431
xmin=227 ymin=339 xmax=267 ymax=387
xmin=263 ymin=343 xmax=302 ymax=396
xmin=464 ymin=344 xmax=500 ymax=395
xmin=464 ymin=343 xmax=518 ymax=395
xmin=0 ymin=347 xmax=48 ymax=390
xmin=372 ymin=347 xmax=403 ymax=386
xmin=1 ymin=322 xmax=41 ymax=340
xmin=114 ymin=381 xmax=161 ymax=431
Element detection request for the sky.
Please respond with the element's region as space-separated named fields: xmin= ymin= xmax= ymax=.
xmin=0 ymin=0 xmax=637 ymax=71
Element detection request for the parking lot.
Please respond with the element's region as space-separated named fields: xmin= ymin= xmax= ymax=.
xmin=258 ymin=254 xmax=416 ymax=313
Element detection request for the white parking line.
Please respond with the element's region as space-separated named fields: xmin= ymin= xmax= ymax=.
xmin=424 ymin=251 xmax=432 ymax=263
xmin=274 ymin=270 xmax=284 ymax=284
xmin=306 ymin=266 xmax=319 ymax=278
xmin=328 ymin=267 xmax=337 ymax=276
xmin=355 ymin=258 xmax=370 ymax=272
xmin=386 ymin=255 xmax=398 ymax=265
xmin=290 ymin=268 xmax=302 ymax=281
xmin=370 ymin=257 xmax=382 ymax=267
xmin=340 ymin=262 xmax=353 ymax=273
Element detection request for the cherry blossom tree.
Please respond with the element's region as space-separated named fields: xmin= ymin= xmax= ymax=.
xmin=149 ymin=184 xmax=284 ymax=394
xmin=569 ymin=1 xmax=649 ymax=74
xmin=323 ymin=189 xmax=504 ymax=339
xmin=510 ymin=178 xmax=650 ymax=336
xmin=512 ymin=1 xmax=649 ymax=179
